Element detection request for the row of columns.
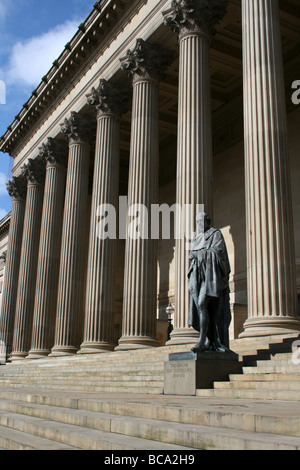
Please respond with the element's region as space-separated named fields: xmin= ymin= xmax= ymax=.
xmin=0 ymin=0 xmax=299 ymax=361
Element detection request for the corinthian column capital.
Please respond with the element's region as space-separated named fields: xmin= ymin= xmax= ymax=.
xmin=21 ymin=158 xmax=46 ymax=186
xmin=60 ymin=111 xmax=93 ymax=144
xmin=7 ymin=176 xmax=27 ymax=201
xmin=163 ymin=0 xmax=228 ymax=38
xmin=120 ymin=38 xmax=171 ymax=82
xmin=86 ymin=79 xmax=129 ymax=117
xmin=38 ymin=138 xmax=68 ymax=168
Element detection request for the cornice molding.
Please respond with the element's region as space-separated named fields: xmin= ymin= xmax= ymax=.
xmin=0 ymin=212 xmax=11 ymax=233
xmin=0 ymin=251 xmax=7 ymax=264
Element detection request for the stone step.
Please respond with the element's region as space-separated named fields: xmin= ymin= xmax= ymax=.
xmin=1 ymin=388 xmax=300 ymax=438
xmin=254 ymin=358 xmax=297 ymax=368
xmin=0 ymin=382 xmax=164 ymax=394
xmin=0 ymin=364 xmax=165 ymax=377
xmin=229 ymin=372 xmax=300 ymax=382
xmin=230 ymin=334 xmax=300 ymax=353
xmin=214 ymin=380 xmax=300 ymax=391
xmin=242 ymin=364 xmax=300 ymax=374
xmin=0 ymin=335 xmax=298 ymax=450
xmin=3 ymin=345 xmax=192 ymax=366
xmin=0 ymin=379 xmax=164 ymax=391
xmin=0 ymin=390 xmax=299 ymax=449
xmin=2 ymin=359 xmax=166 ymax=368
xmin=0 ymin=409 xmax=193 ymax=451
xmin=196 ymin=388 xmax=300 ymax=401
xmin=0 ymin=424 xmax=79 ymax=450
xmin=268 ymin=351 xmax=299 ymax=361
xmin=1 ymin=333 xmax=296 ymax=370
xmin=0 ymin=374 xmax=164 ymax=383
xmin=2 ymin=356 xmax=168 ymax=366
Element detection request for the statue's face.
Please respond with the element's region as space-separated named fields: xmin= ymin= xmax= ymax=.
xmin=196 ymin=214 xmax=204 ymax=230
xmin=204 ymin=217 xmax=210 ymax=232
xmin=196 ymin=213 xmax=210 ymax=232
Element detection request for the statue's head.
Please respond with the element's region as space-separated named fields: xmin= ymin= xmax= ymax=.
xmin=196 ymin=213 xmax=211 ymax=232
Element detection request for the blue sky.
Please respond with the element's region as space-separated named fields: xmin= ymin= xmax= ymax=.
xmin=0 ymin=0 xmax=95 ymax=218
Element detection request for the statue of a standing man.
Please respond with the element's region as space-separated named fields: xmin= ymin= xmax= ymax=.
xmin=188 ymin=213 xmax=231 ymax=353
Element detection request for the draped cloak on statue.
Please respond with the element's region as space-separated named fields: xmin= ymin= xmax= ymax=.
xmin=188 ymin=227 xmax=231 ymax=350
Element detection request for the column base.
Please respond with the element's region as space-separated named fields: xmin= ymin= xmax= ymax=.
xmin=78 ymin=341 xmax=115 ymax=355
xmin=0 ymin=342 xmax=8 ymax=364
xmin=26 ymin=349 xmax=51 ymax=360
xmin=165 ymin=327 xmax=199 ymax=346
xmin=10 ymin=351 xmax=28 ymax=362
xmin=239 ymin=316 xmax=300 ymax=338
xmin=49 ymin=345 xmax=78 ymax=357
xmin=115 ymin=335 xmax=159 ymax=351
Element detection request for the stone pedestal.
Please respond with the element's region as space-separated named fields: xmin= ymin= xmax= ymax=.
xmin=164 ymin=350 xmax=241 ymax=396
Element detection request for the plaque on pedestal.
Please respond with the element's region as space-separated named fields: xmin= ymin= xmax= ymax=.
xmin=164 ymin=351 xmax=242 ymax=396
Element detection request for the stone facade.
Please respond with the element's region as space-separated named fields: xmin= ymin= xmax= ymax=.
xmin=0 ymin=213 xmax=10 ymax=363
xmin=0 ymin=0 xmax=299 ymax=361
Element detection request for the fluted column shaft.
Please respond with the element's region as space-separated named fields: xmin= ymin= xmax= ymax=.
xmin=0 ymin=177 xmax=26 ymax=362
xmin=240 ymin=0 xmax=299 ymax=336
xmin=115 ymin=39 xmax=170 ymax=350
xmin=28 ymin=140 xmax=67 ymax=358
xmin=162 ymin=0 xmax=228 ymax=344
xmin=172 ymin=31 xmax=213 ymax=344
xmin=51 ymin=113 xmax=91 ymax=356
xmin=11 ymin=161 xmax=45 ymax=360
xmin=117 ymin=77 xmax=159 ymax=350
xmin=80 ymin=80 xmax=124 ymax=353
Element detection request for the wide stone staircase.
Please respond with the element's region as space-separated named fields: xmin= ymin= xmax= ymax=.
xmin=0 ymin=335 xmax=299 ymax=450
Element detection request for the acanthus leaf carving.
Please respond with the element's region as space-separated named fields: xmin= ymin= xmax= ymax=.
xmin=7 ymin=175 xmax=27 ymax=201
xmin=21 ymin=158 xmax=46 ymax=185
xmin=120 ymin=38 xmax=173 ymax=82
xmin=38 ymin=138 xmax=68 ymax=168
xmin=86 ymin=79 xmax=129 ymax=116
xmin=163 ymin=0 xmax=228 ymax=37
xmin=60 ymin=111 xmax=94 ymax=143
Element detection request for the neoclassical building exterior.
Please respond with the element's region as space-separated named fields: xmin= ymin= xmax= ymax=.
xmin=0 ymin=0 xmax=299 ymax=361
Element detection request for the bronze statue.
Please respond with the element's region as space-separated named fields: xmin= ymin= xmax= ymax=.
xmin=188 ymin=213 xmax=231 ymax=353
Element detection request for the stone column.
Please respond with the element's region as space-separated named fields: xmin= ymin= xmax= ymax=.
xmin=27 ymin=139 xmax=68 ymax=359
xmin=50 ymin=112 xmax=91 ymax=356
xmin=11 ymin=159 xmax=45 ymax=360
xmin=163 ymin=0 xmax=228 ymax=344
xmin=116 ymin=39 xmax=169 ymax=350
xmin=0 ymin=176 xmax=27 ymax=362
xmin=79 ymin=80 xmax=127 ymax=354
xmin=240 ymin=0 xmax=300 ymax=337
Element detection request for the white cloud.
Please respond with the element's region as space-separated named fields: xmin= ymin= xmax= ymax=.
xmin=0 ymin=172 xmax=8 ymax=195
xmin=0 ymin=208 xmax=8 ymax=220
xmin=5 ymin=19 xmax=80 ymax=88
xmin=0 ymin=0 xmax=10 ymax=22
